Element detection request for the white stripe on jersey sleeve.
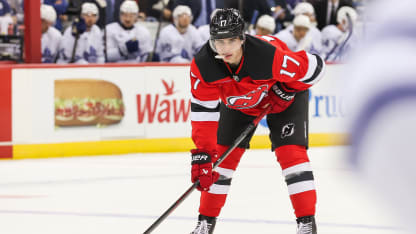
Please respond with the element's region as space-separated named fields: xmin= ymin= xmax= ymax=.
xmin=298 ymin=53 xmax=326 ymax=85
xmin=191 ymin=112 xmax=220 ymax=121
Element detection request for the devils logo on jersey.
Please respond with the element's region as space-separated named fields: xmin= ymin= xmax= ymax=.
xmin=226 ymin=85 xmax=268 ymax=109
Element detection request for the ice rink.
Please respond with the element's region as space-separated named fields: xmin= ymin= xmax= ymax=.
xmin=0 ymin=146 xmax=406 ymax=234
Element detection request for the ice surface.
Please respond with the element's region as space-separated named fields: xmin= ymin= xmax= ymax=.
xmin=0 ymin=147 xmax=406 ymax=234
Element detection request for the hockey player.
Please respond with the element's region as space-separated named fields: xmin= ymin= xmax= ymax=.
xmin=252 ymin=14 xmax=276 ymax=36
xmin=105 ymin=0 xmax=152 ymax=63
xmin=198 ymin=23 xmax=210 ymax=43
xmin=0 ymin=0 xmax=13 ymax=35
xmin=41 ymin=4 xmax=62 ymax=63
xmin=57 ymin=2 xmax=105 ymax=64
xmin=156 ymin=5 xmax=205 ymax=63
xmin=291 ymin=2 xmax=322 ymax=54
xmin=198 ymin=10 xmax=220 ymax=43
xmin=189 ymin=8 xmax=325 ymax=234
xmin=275 ymin=15 xmax=315 ymax=53
xmin=321 ymin=6 xmax=358 ymax=62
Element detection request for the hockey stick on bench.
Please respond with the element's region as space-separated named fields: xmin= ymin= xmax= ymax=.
xmin=325 ymin=13 xmax=353 ymax=61
xmin=143 ymin=104 xmax=273 ymax=234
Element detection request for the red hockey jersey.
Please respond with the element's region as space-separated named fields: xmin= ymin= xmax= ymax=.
xmin=190 ymin=35 xmax=325 ymax=151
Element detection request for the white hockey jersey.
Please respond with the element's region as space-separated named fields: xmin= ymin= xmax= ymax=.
xmin=321 ymin=25 xmax=358 ymax=62
xmin=42 ymin=26 xmax=62 ymax=63
xmin=156 ymin=24 xmax=204 ymax=63
xmin=0 ymin=15 xmax=13 ymax=35
xmin=105 ymin=22 xmax=153 ymax=63
xmin=57 ymin=24 xmax=105 ymax=64
xmin=198 ymin=24 xmax=210 ymax=43
xmin=275 ymin=25 xmax=322 ymax=54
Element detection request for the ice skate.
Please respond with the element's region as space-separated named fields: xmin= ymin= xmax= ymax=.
xmin=190 ymin=214 xmax=216 ymax=234
xmin=296 ymin=215 xmax=317 ymax=234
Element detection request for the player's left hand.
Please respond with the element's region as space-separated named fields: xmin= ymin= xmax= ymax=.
xmin=71 ymin=17 xmax=86 ymax=36
xmin=190 ymin=149 xmax=220 ymax=191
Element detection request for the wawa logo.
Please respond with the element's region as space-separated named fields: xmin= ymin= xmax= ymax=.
xmin=136 ymin=79 xmax=191 ymax=123
xmin=226 ymin=85 xmax=269 ymax=109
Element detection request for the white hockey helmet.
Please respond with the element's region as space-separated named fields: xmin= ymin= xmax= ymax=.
xmin=256 ymin=14 xmax=276 ymax=33
xmin=120 ymin=0 xmax=139 ymax=14
xmin=293 ymin=2 xmax=315 ymax=16
xmin=41 ymin=4 xmax=57 ymax=24
xmin=81 ymin=2 xmax=99 ymax=17
xmin=337 ymin=6 xmax=358 ymax=26
xmin=293 ymin=15 xmax=311 ymax=29
xmin=173 ymin=5 xmax=192 ymax=19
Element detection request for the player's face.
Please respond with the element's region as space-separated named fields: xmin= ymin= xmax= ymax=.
xmin=41 ymin=19 xmax=50 ymax=34
xmin=177 ymin=14 xmax=191 ymax=29
xmin=82 ymin=14 xmax=98 ymax=28
xmin=120 ymin=12 xmax=138 ymax=28
xmin=293 ymin=26 xmax=309 ymax=42
xmin=213 ymin=37 xmax=244 ymax=65
xmin=256 ymin=26 xmax=272 ymax=36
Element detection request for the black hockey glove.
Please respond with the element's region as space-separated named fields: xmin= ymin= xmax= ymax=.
xmin=71 ymin=18 xmax=86 ymax=37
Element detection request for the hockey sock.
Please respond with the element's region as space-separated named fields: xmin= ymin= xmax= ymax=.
xmin=275 ymin=145 xmax=317 ymax=218
xmin=198 ymin=145 xmax=245 ymax=217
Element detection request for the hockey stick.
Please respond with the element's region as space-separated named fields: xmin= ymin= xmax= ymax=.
xmin=333 ymin=13 xmax=353 ymax=61
xmin=143 ymin=104 xmax=273 ymax=234
xmin=147 ymin=0 xmax=167 ymax=62
xmin=95 ymin=0 xmax=108 ymax=62
xmin=70 ymin=18 xmax=81 ymax=63
xmin=325 ymin=13 xmax=353 ymax=61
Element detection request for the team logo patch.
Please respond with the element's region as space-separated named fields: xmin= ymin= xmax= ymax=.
xmin=281 ymin=123 xmax=295 ymax=139
xmin=226 ymin=85 xmax=268 ymax=109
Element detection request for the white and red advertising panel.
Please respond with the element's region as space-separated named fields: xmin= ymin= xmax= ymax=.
xmin=0 ymin=63 xmax=347 ymax=159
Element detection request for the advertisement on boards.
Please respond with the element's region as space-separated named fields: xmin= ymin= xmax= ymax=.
xmin=11 ymin=64 xmax=347 ymax=146
xmin=12 ymin=67 xmax=146 ymax=144
xmin=135 ymin=66 xmax=191 ymax=138
xmin=54 ymin=79 xmax=125 ymax=127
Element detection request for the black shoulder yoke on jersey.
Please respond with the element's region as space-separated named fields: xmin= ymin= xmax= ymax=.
xmin=194 ymin=35 xmax=276 ymax=83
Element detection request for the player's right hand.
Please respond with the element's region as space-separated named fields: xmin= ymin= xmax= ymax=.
xmin=190 ymin=149 xmax=220 ymax=191
xmin=71 ymin=17 xmax=86 ymax=36
xmin=264 ymin=82 xmax=296 ymax=113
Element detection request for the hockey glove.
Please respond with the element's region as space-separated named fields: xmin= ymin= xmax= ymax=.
xmin=125 ymin=39 xmax=139 ymax=53
xmin=191 ymin=149 xmax=220 ymax=192
xmin=71 ymin=17 xmax=86 ymax=37
xmin=267 ymin=82 xmax=296 ymax=113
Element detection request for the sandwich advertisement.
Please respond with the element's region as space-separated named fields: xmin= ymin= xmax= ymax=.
xmin=54 ymin=79 xmax=125 ymax=127
xmin=11 ymin=65 xmax=192 ymax=145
